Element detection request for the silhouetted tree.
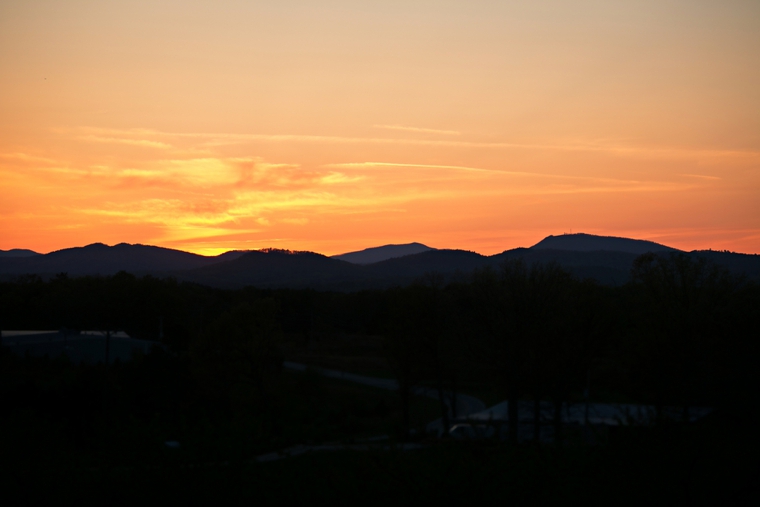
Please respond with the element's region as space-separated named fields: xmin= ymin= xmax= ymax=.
xmin=188 ymin=299 xmax=283 ymax=411
xmin=387 ymin=282 xmax=456 ymax=437
xmin=464 ymin=261 xmax=531 ymax=444
xmin=630 ymin=252 xmax=737 ymax=421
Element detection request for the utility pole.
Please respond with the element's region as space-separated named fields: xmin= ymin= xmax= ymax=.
xmin=105 ymin=330 xmax=111 ymax=365
xmin=584 ymin=369 xmax=591 ymax=443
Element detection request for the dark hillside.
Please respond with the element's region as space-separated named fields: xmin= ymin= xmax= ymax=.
xmin=364 ymin=249 xmax=490 ymax=281
xmin=690 ymin=250 xmax=760 ymax=280
xmin=0 ymin=249 xmax=40 ymax=258
xmin=493 ymin=248 xmax=639 ymax=285
xmin=182 ymin=249 xmax=490 ymax=290
xmin=332 ymin=242 xmax=435 ymax=264
xmin=0 ymin=243 xmax=242 ymax=276
xmin=491 ymin=248 xmax=760 ymax=285
xmin=182 ymin=249 xmax=362 ymax=289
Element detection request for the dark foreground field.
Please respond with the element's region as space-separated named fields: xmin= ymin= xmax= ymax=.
xmin=1 ymin=346 xmax=756 ymax=505
xmin=1 ymin=253 xmax=758 ymax=504
xmin=1 ymin=410 xmax=755 ymax=505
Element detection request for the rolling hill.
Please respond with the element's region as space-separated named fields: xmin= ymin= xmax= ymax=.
xmin=181 ymin=249 xmax=362 ymax=290
xmin=1 ymin=234 xmax=758 ymax=289
xmin=0 ymin=243 xmax=248 ymax=276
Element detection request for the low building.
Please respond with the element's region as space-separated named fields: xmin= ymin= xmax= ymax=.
xmin=1 ymin=329 xmax=159 ymax=364
xmin=442 ymin=400 xmax=712 ymax=443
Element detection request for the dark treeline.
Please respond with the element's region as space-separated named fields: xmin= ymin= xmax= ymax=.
xmin=2 ymin=253 xmax=756 ymax=413
xmin=1 ymin=252 xmax=758 ymax=502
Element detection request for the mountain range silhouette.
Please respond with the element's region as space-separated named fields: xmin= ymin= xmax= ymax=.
xmin=1 ymin=234 xmax=757 ymax=289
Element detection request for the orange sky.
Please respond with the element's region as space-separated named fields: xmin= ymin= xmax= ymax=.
xmin=1 ymin=0 xmax=759 ymax=256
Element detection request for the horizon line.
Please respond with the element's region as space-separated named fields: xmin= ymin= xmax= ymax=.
xmin=3 ymin=232 xmax=757 ymax=257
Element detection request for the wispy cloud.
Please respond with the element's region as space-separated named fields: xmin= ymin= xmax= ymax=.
xmin=78 ymin=135 xmax=173 ymax=149
xmin=680 ymin=173 xmax=722 ymax=181
xmin=319 ymin=172 xmax=364 ymax=184
xmin=64 ymin=127 xmax=760 ymax=161
xmin=373 ymin=125 xmax=461 ymax=136
xmin=280 ymin=218 xmax=309 ymax=225
xmin=324 ymin=161 xmax=652 ymax=186
xmin=0 ymin=152 xmax=58 ymax=164
xmin=81 ymin=198 xmax=239 ymax=227
xmin=326 ymin=162 xmax=497 ymax=174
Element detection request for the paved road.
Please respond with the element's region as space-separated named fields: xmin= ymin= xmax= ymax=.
xmin=255 ymin=362 xmax=488 ymax=462
xmin=283 ymin=361 xmax=485 ymax=419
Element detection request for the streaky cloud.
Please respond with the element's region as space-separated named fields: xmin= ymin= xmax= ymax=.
xmin=324 ymin=162 xmax=652 ymax=185
xmin=680 ymin=173 xmax=722 ymax=181
xmin=373 ymin=124 xmax=461 ymax=136
xmin=326 ymin=162 xmax=498 ymax=174
xmin=65 ymin=127 xmax=760 ymax=161
xmin=78 ymin=135 xmax=173 ymax=149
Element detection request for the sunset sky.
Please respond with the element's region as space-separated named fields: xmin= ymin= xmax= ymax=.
xmin=1 ymin=0 xmax=758 ymax=256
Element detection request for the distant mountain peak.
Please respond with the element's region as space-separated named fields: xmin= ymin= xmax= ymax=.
xmin=531 ymin=233 xmax=678 ymax=255
xmin=332 ymin=242 xmax=435 ymax=265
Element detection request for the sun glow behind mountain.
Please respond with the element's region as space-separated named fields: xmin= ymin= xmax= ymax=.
xmin=1 ymin=1 xmax=758 ymax=255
